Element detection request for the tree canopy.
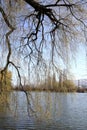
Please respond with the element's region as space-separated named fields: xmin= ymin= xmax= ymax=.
xmin=0 ymin=0 xmax=87 ymax=86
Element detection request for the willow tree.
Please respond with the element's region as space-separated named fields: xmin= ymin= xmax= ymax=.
xmin=0 ymin=0 xmax=87 ymax=86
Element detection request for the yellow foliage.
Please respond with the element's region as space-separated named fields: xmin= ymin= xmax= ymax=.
xmin=63 ymin=80 xmax=76 ymax=92
xmin=0 ymin=70 xmax=12 ymax=91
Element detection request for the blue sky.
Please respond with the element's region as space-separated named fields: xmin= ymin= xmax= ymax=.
xmin=71 ymin=44 xmax=87 ymax=80
xmin=10 ymin=43 xmax=87 ymax=86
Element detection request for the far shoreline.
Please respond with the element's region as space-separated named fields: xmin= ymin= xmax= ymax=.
xmin=13 ymin=86 xmax=87 ymax=93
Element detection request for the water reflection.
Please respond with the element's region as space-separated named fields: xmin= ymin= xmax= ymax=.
xmin=0 ymin=92 xmax=87 ymax=130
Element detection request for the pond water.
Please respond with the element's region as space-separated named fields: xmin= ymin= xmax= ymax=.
xmin=0 ymin=91 xmax=87 ymax=130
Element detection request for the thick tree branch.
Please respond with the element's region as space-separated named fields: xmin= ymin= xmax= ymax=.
xmin=0 ymin=0 xmax=86 ymax=89
xmin=0 ymin=6 xmax=15 ymax=30
xmin=0 ymin=6 xmax=15 ymax=74
xmin=45 ymin=3 xmax=74 ymax=8
xmin=24 ymin=0 xmax=52 ymax=13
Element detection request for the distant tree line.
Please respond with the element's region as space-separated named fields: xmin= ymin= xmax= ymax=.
xmin=15 ymin=70 xmax=76 ymax=92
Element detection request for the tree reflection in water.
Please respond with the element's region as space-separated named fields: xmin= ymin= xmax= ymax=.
xmin=0 ymin=91 xmax=63 ymax=120
xmin=0 ymin=92 xmax=87 ymax=130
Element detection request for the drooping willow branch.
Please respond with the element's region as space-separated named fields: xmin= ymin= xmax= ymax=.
xmin=0 ymin=6 xmax=15 ymax=72
xmin=22 ymin=0 xmax=72 ymax=64
xmin=0 ymin=0 xmax=87 ymax=84
xmin=0 ymin=6 xmax=23 ymax=88
xmin=23 ymin=0 xmax=87 ymax=64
